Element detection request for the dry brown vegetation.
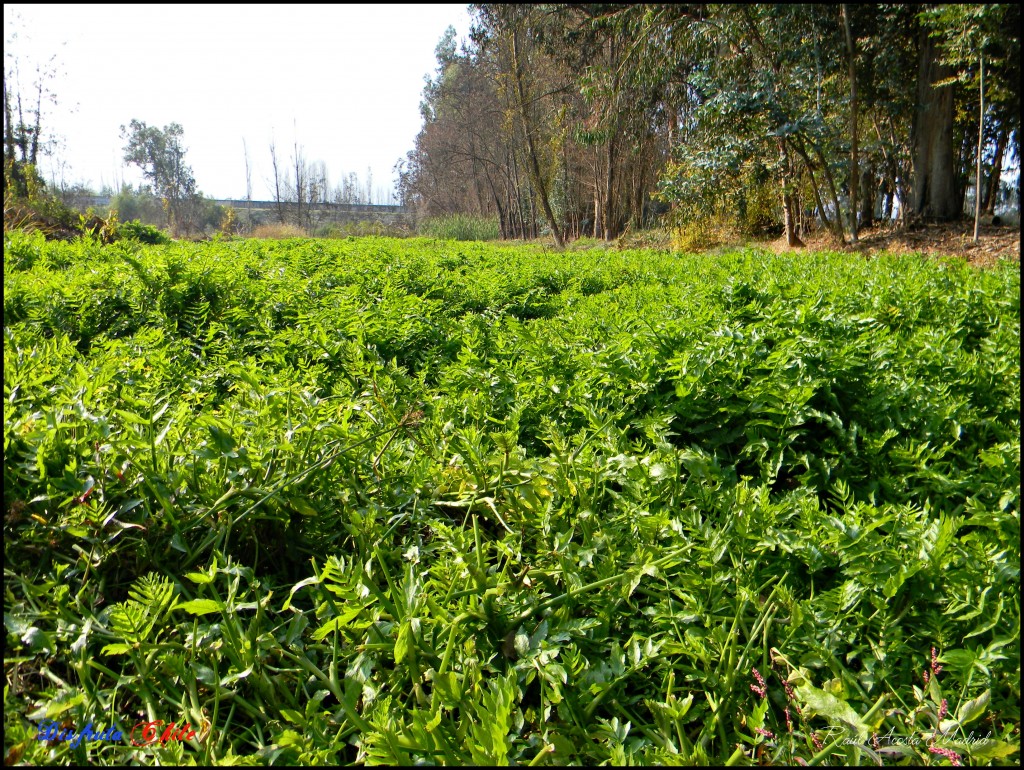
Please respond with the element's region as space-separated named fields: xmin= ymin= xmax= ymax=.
xmin=607 ymin=219 xmax=1020 ymax=268
xmin=775 ymin=221 xmax=1021 ymax=267
xmin=250 ymin=223 xmax=310 ymax=239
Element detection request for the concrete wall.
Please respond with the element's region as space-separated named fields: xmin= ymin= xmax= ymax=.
xmin=78 ymin=196 xmax=414 ymax=228
xmin=232 ymin=201 xmax=415 ymax=229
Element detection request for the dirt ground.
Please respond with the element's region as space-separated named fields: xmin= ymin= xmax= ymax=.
xmin=772 ymin=220 xmax=1021 ymax=268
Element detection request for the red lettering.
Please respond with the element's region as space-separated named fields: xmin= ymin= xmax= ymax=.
xmin=130 ymin=720 xmax=163 ymax=746
xmin=129 ymin=718 xmax=198 ymax=746
xmin=160 ymin=722 xmax=177 ymax=744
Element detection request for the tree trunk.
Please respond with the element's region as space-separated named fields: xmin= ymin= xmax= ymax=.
xmin=792 ymin=140 xmax=833 ymax=235
xmin=507 ymin=148 xmax=524 ymax=239
xmin=842 ymin=5 xmax=859 ymax=241
xmin=28 ymin=80 xmax=43 ymax=166
xmin=243 ymin=139 xmax=253 ymax=231
xmin=634 ymin=161 xmax=647 ymax=229
xmin=510 ymin=28 xmax=564 ymax=248
xmin=911 ymin=28 xmax=959 ymax=220
xmin=505 ymin=184 xmax=517 ymax=239
xmin=981 ymin=126 xmax=1007 ymax=215
xmin=603 ymin=130 xmax=618 ymax=241
xmin=294 ymin=143 xmax=303 ymax=229
xmin=270 ymin=141 xmax=285 ymax=224
xmin=3 ymin=80 xmax=15 ymax=164
xmin=881 ymin=178 xmax=893 ymax=222
xmin=871 ymin=114 xmax=899 ymax=225
xmin=955 ymin=131 xmax=973 ymax=215
xmin=973 ymin=56 xmax=983 ymax=243
xmin=533 ymin=199 xmax=540 ymax=238
xmin=666 ymin=99 xmax=678 ymax=148
xmin=808 ymin=141 xmax=846 ymax=242
xmin=778 ymin=139 xmax=805 ymax=247
xmin=860 ymin=167 xmax=875 ymax=227
xmin=601 ymin=32 xmax=623 ymax=242
xmin=794 ymin=184 xmax=804 ymax=239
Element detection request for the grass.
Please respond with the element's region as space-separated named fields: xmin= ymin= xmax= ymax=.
xmin=3 ymin=230 xmax=1020 ymax=765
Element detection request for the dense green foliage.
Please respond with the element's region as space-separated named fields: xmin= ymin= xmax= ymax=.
xmin=418 ymin=214 xmax=502 ymax=241
xmin=114 ymin=219 xmax=173 ymax=246
xmin=4 ymin=233 xmax=1020 ymax=765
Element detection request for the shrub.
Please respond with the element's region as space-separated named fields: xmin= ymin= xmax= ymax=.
xmin=313 ymin=220 xmax=415 ymax=239
xmin=4 ymin=162 xmax=80 ymax=239
xmin=251 ymin=223 xmax=308 ymax=239
xmin=615 ymin=227 xmax=675 ymax=251
xmin=110 ymin=185 xmax=165 ymax=227
xmin=3 ymin=166 xmax=172 ymax=245
xmin=671 ymin=217 xmax=737 ymax=252
xmin=220 ymin=206 xmax=238 ymax=236
xmin=661 ymin=155 xmax=782 ymax=245
xmin=196 ymin=197 xmax=226 ymax=231
xmin=117 ymin=219 xmax=172 ymax=245
xmin=419 ymin=213 xmax=500 ymax=241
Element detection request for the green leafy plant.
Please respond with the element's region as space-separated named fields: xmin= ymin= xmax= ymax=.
xmin=4 ymin=232 xmax=1019 ymax=765
xmin=116 ymin=219 xmax=171 ymax=245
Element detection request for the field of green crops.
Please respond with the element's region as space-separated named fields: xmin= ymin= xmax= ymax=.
xmin=4 ymin=230 xmax=1020 ymax=765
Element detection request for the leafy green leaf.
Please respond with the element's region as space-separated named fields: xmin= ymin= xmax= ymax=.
xmin=173 ymin=598 xmax=222 ymax=616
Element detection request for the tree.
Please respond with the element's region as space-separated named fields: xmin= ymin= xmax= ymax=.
xmin=269 ymin=138 xmax=285 ymax=224
xmin=544 ymin=5 xmax=672 ymax=241
xmin=110 ymin=183 xmax=165 ymax=226
xmin=402 ymin=22 xmax=532 ymax=236
xmin=292 ymin=134 xmax=307 ymax=228
xmin=4 ymin=16 xmax=61 ymax=199
xmin=400 ymin=3 xmax=1018 ymax=246
xmin=841 ymin=4 xmax=860 ymax=241
xmin=921 ymin=4 xmax=1011 ymax=239
xmin=242 ymin=137 xmax=253 ymax=231
xmin=647 ymin=5 xmax=825 ymax=245
xmin=855 ymin=4 xmax=919 ymax=227
xmin=308 ymin=159 xmax=329 ymax=211
xmin=475 ymin=5 xmax=566 ymax=248
xmin=121 ymin=119 xmax=198 ymax=234
xmin=910 ymin=18 xmax=960 ymax=221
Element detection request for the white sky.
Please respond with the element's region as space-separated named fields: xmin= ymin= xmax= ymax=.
xmin=4 ymin=3 xmax=473 ymax=201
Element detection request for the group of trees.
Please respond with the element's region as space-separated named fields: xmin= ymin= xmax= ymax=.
xmin=7 ymin=4 xmax=1019 ymax=245
xmin=263 ymin=136 xmax=394 ymax=229
xmin=4 ymin=59 xmax=209 ymax=238
xmin=117 ymin=120 xmax=240 ymax=236
xmin=400 ymin=4 xmax=1019 ymax=245
xmin=4 ymin=18 xmax=59 ymax=201
xmin=5 ymin=14 xmax=203 ymax=237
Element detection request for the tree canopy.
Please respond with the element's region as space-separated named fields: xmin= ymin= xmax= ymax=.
xmin=401 ymin=3 xmax=1019 ymax=246
xmin=120 ymin=119 xmax=198 ymax=234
